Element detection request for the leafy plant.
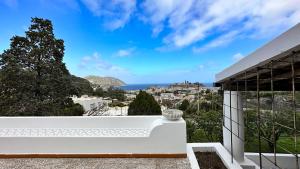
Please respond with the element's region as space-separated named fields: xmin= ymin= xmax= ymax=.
xmin=128 ymin=91 xmax=161 ymax=115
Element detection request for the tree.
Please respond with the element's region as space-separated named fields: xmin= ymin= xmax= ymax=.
xmin=186 ymin=119 xmax=196 ymax=142
xmin=70 ymin=75 xmax=93 ymax=97
xmin=106 ymin=87 xmax=125 ymax=101
xmin=94 ymin=87 xmax=105 ymax=97
xmin=128 ymin=91 xmax=162 ymax=115
xmin=246 ymin=109 xmax=293 ymax=152
xmin=93 ymin=87 xmax=125 ymax=101
xmin=0 ymin=17 xmax=83 ymax=116
xmin=179 ymin=99 xmax=189 ymax=111
xmin=195 ymin=110 xmax=223 ymax=142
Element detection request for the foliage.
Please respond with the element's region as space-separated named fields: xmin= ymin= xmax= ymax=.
xmin=70 ymin=75 xmax=93 ymax=97
xmin=0 ymin=17 xmax=83 ymax=116
xmin=183 ymin=90 xmax=223 ymax=143
xmin=93 ymin=87 xmax=125 ymax=101
xmin=106 ymin=87 xmax=126 ymax=101
xmin=179 ymin=99 xmax=189 ymax=111
xmin=93 ymin=87 xmax=105 ymax=97
xmin=245 ymin=108 xmax=295 ymax=152
xmin=244 ymin=91 xmax=300 ymax=153
xmin=62 ymin=103 xmax=84 ymax=116
xmin=185 ymin=101 xmax=198 ymax=115
xmin=109 ymin=101 xmax=125 ymax=107
xmin=245 ymin=135 xmax=300 ymax=153
xmin=195 ymin=110 xmax=223 ymax=142
xmin=128 ymin=91 xmax=162 ymax=115
xmin=186 ymin=119 xmax=196 ymax=142
xmin=191 ymin=129 xmax=208 ymax=142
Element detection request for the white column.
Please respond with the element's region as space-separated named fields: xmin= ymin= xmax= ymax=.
xmin=223 ymin=90 xmax=244 ymax=162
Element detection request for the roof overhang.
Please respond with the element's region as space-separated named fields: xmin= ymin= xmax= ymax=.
xmin=215 ymin=23 xmax=300 ymax=91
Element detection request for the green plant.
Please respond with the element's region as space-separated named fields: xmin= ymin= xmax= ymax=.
xmin=128 ymin=91 xmax=161 ymax=115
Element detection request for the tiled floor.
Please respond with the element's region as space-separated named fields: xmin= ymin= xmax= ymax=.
xmin=0 ymin=158 xmax=192 ymax=169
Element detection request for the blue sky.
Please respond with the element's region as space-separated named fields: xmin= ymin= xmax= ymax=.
xmin=0 ymin=0 xmax=299 ymax=84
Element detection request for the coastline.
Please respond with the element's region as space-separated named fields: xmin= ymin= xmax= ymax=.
xmin=118 ymin=83 xmax=213 ymax=91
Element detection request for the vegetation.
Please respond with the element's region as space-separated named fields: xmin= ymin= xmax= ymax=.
xmin=70 ymin=75 xmax=94 ymax=97
xmin=161 ymin=99 xmax=174 ymax=109
xmin=184 ymin=91 xmax=223 ymax=143
xmin=93 ymin=87 xmax=105 ymax=97
xmin=0 ymin=17 xmax=84 ymax=116
xmin=195 ymin=110 xmax=223 ymax=142
xmin=186 ymin=120 xmax=197 ymax=141
xmin=244 ymin=91 xmax=300 ymax=153
xmin=109 ymin=101 xmax=125 ymax=107
xmin=179 ymin=99 xmax=189 ymax=111
xmin=184 ymin=89 xmax=300 ymax=155
xmin=93 ymin=87 xmax=125 ymax=101
xmin=128 ymin=91 xmax=162 ymax=115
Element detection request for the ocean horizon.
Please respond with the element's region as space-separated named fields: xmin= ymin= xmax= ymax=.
xmin=118 ymin=83 xmax=213 ymax=91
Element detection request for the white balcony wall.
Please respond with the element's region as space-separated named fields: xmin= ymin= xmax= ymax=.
xmin=246 ymin=153 xmax=300 ymax=169
xmin=0 ymin=116 xmax=186 ymax=155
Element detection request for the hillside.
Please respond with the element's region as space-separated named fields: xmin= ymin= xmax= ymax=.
xmin=84 ymin=76 xmax=126 ymax=89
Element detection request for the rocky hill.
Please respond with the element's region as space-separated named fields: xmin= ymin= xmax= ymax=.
xmin=84 ymin=76 xmax=126 ymax=89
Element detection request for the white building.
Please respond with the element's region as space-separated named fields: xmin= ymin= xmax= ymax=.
xmin=72 ymin=96 xmax=109 ymax=112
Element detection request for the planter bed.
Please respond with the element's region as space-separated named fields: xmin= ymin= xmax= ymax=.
xmin=187 ymin=143 xmax=243 ymax=169
xmin=195 ymin=152 xmax=227 ymax=169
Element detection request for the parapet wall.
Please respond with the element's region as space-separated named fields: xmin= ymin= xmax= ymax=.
xmin=245 ymin=152 xmax=300 ymax=169
xmin=0 ymin=116 xmax=186 ymax=157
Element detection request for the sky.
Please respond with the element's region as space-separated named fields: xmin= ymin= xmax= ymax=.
xmin=0 ymin=0 xmax=299 ymax=84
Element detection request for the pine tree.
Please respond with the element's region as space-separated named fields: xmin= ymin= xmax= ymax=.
xmin=128 ymin=91 xmax=161 ymax=115
xmin=0 ymin=17 xmax=81 ymax=116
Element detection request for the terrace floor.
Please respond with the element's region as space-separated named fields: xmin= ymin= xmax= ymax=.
xmin=0 ymin=158 xmax=192 ymax=169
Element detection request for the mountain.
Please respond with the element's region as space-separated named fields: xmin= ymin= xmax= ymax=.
xmin=84 ymin=76 xmax=126 ymax=89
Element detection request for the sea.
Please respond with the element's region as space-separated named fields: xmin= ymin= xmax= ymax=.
xmin=118 ymin=83 xmax=213 ymax=91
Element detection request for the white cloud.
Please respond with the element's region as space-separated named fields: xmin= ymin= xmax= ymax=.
xmin=78 ymin=52 xmax=100 ymax=68
xmin=116 ymin=47 xmax=135 ymax=57
xmin=141 ymin=0 xmax=300 ymax=49
xmin=193 ymin=31 xmax=239 ymax=53
xmin=78 ymin=52 xmax=130 ymax=77
xmin=81 ymin=0 xmax=136 ymax=30
xmin=232 ymin=53 xmax=244 ymax=62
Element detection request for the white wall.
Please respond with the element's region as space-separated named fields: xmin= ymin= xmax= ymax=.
xmin=223 ymin=91 xmax=244 ymax=162
xmin=0 ymin=116 xmax=186 ymax=155
xmin=246 ymin=153 xmax=300 ymax=169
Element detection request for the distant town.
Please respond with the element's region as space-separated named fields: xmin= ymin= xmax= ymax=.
xmin=72 ymin=77 xmax=219 ymax=116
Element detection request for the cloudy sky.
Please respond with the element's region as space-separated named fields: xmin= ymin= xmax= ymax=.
xmin=0 ymin=0 xmax=299 ymax=84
